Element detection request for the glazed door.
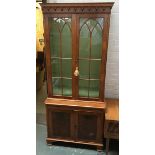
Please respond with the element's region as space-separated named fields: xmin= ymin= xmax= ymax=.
xmin=77 ymin=15 xmax=105 ymax=100
xmin=48 ymin=16 xmax=73 ymax=97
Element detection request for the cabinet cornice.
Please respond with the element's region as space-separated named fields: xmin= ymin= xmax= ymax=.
xmin=41 ymin=3 xmax=114 ymax=14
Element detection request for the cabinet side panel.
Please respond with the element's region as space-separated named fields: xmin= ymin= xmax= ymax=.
xmin=43 ymin=15 xmax=52 ymax=96
xmin=99 ymin=14 xmax=111 ymax=101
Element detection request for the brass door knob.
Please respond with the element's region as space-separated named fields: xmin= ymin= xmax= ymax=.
xmin=74 ymin=67 xmax=79 ymax=76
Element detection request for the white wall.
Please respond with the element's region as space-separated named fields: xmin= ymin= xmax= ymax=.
xmin=105 ymin=0 xmax=119 ymax=98
xmin=47 ymin=0 xmax=119 ymax=98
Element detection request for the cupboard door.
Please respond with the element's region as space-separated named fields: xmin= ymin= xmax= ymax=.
xmin=49 ymin=17 xmax=72 ymax=97
xmin=76 ymin=110 xmax=103 ymax=143
xmin=78 ymin=17 xmax=104 ymax=99
xmin=47 ymin=107 xmax=74 ymax=139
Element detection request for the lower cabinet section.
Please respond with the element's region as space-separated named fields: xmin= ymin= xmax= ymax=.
xmin=46 ymin=104 xmax=105 ymax=148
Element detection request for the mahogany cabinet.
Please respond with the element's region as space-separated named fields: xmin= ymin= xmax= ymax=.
xmin=41 ymin=2 xmax=114 ymax=150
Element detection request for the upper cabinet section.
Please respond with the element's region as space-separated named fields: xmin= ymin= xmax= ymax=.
xmin=41 ymin=3 xmax=114 ymax=101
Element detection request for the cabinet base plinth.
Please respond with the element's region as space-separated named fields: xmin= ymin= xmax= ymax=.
xmin=47 ymin=143 xmax=53 ymax=146
xmin=97 ymin=146 xmax=103 ymax=152
xmin=46 ymin=139 xmax=55 ymax=145
xmin=46 ymin=138 xmax=103 ymax=150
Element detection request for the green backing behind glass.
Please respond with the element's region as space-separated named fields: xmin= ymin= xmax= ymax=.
xmin=79 ymin=80 xmax=99 ymax=98
xmin=52 ymin=78 xmax=62 ymax=95
xmin=50 ymin=22 xmax=60 ymax=57
xmin=79 ymin=80 xmax=89 ymax=97
xmin=89 ymin=80 xmax=99 ymax=98
xmin=62 ymin=24 xmax=72 ymax=58
xmin=51 ymin=58 xmax=60 ymax=77
xmin=90 ymin=60 xmax=101 ymax=79
xmin=79 ymin=24 xmax=90 ymax=58
xmin=79 ymin=60 xmax=89 ymax=79
xmin=91 ymin=25 xmax=102 ymax=58
xmin=62 ymin=59 xmax=72 ymax=77
xmin=62 ymin=79 xmax=72 ymax=96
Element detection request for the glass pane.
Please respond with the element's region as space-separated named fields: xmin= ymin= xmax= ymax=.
xmin=49 ymin=18 xmax=71 ymax=58
xmin=96 ymin=18 xmax=104 ymax=29
xmin=63 ymin=79 xmax=72 ymax=96
xmin=62 ymin=59 xmax=72 ymax=77
xmin=79 ymin=24 xmax=90 ymax=58
xmin=86 ymin=19 xmax=98 ymax=31
xmin=90 ymin=60 xmax=101 ymax=79
xmin=52 ymin=78 xmax=62 ymax=95
xmin=51 ymin=58 xmax=60 ymax=77
xmin=89 ymin=80 xmax=99 ymax=98
xmin=80 ymin=18 xmax=86 ymax=27
xmin=91 ymin=24 xmax=102 ymax=58
xmin=50 ymin=20 xmax=60 ymax=57
xmin=79 ymin=18 xmax=103 ymax=59
xmin=79 ymin=80 xmax=89 ymax=97
xmin=62 ymin=24 xmax=72 ymax=58
xmin=79 ymin=60 xmax=89 ymax=79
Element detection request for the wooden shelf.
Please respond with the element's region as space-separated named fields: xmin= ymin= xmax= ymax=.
xmin=45 ymin=98 xmax=106 ymax=110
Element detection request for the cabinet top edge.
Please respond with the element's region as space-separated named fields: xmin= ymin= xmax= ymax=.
xmin=45 ymin=98 xmax=106 ymax=109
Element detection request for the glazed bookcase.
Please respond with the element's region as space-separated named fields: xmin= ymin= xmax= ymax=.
xmin=41 ymin=2 xmax=114 ymax=151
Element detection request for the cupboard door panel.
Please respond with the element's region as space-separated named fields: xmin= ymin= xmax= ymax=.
xmin=78 ymin=114 xmax=97 ymax=141
xmin=48 ymin=108 xmax=74 ymax=139
xmin=52 ymin=111 xmax=70 ymax=137
xmin=76 ymin=111 xmax=103 ymax=142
